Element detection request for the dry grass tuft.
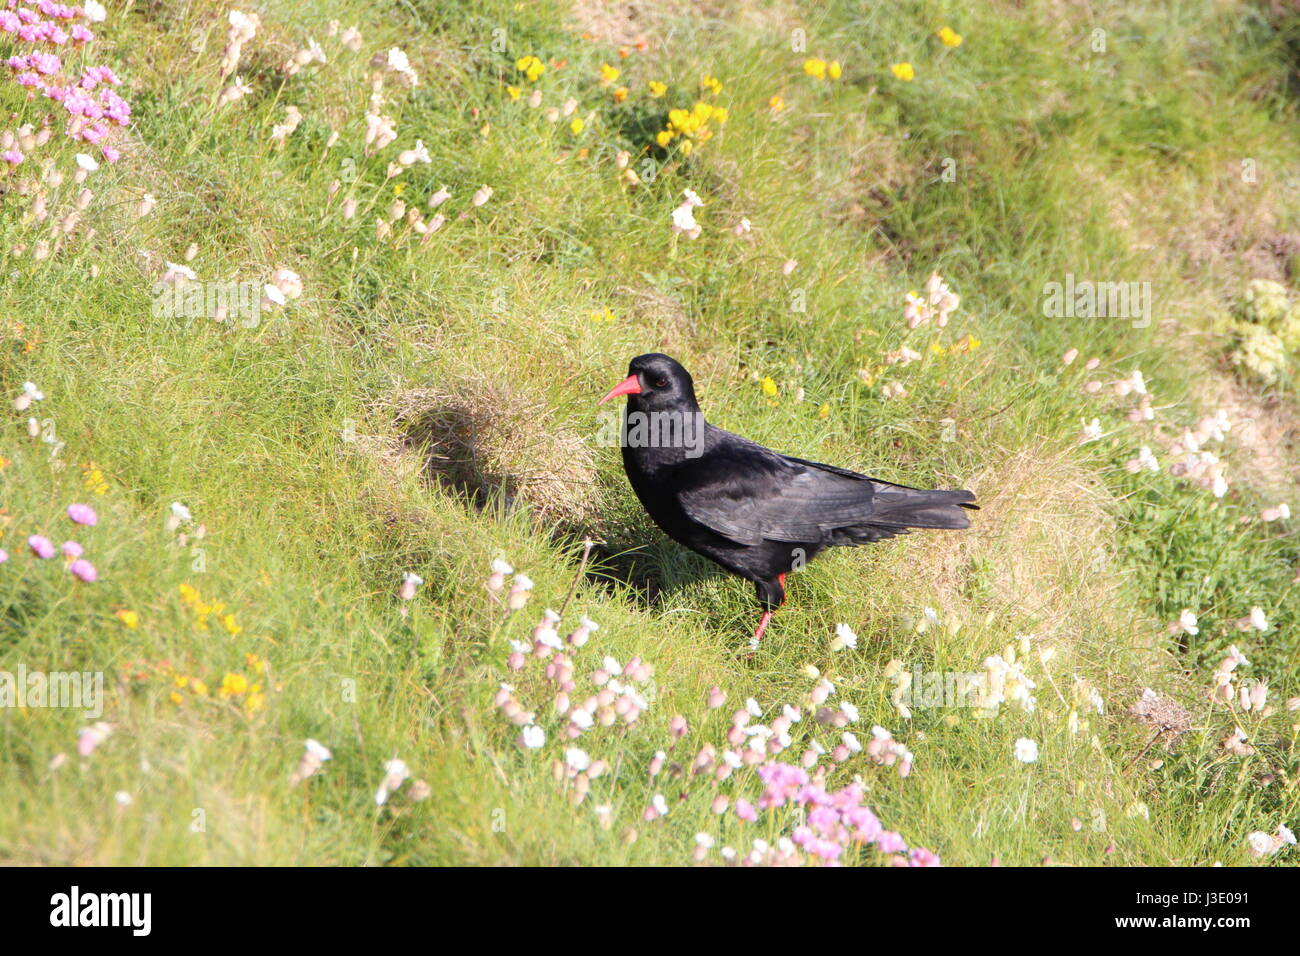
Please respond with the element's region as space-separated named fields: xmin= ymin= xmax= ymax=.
xmin=386 ymin=374 xmax=600 ymax=527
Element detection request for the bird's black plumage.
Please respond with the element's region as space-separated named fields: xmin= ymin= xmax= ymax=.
xmin=603 ymin=354 xmax=977 ymax=630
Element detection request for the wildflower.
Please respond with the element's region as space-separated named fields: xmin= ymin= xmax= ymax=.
xmin=890 ymin=62 xmax=915 ymax=82
xmin=598 ymin=63 xmax=620 ymax=85
xmin=115 ymin=609 xmax=139 ymax=629
xmin=487 ymin=558 xmax=512 ymax=591
xmin=375 ymin=758 xmax=410 ymax=805
xmin=1260 ymin=503 xmax=1290 ymax=522
xmin=1013 ymin=738 xmax=1039 ymax=763
xmin=832 ymin=623 xmax=858 ymax=651
xmin=77 ymin=721 xmax=112 ymax=756
xmin=700 ymin=74 xmax=723 ymax=94
xmin=290 ymin=739 xmax=332 ymax=785
xmin=1078 ymin=418 xmax=1103 ymax=443
xmin=760 ymin=376 xmax=778 ymax=397
xmin=937 ymin=27 xmax=963 ymax=47
xmin=515 ymin=55 xmax=544 ymax=83
xmin=399 ymin=571 xmax=423 ymax=600
xmin=649 ymin=81 xmax=667 ymax=97
xmin=670 ymin=189 xmax=703 ymax=239
xmin=28 ymin=535 xmax=56 ymax=559
xmin=472 ymin=185 xmax=493 ymax=207
xmin=769 ymin=94 xmax=785 ymax=111
xmin=507 ymin=573 xmax=534 ymax=610
xmin=803 ymin=59 xmax=827 ymax=79
xmin=520 ymin=724 xmax=545 ymax=749
xmin=271 ymin=268 xmax=303 ymax=299
xmin=1169 ymin=609 xmax=1199 ymax=636
xmin=569 ymin=116 xmax=584 ymax=135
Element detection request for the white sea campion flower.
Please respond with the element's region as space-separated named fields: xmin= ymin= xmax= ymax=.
xmin=375 ymin=758 xmax=411 ymax=805
xmin=1013 ymin=738 xmax=1039 ymax=763
xmin=75 ymin=153 xmax=99 ymax=172
xmin=272 ymin=268 xmax=303 ymax=299
xmin=520 ymin=725 xmax=544 ymax=749
xmin=290 ymin=739 xmax=332 ymax=784
xmin=1259 ymin=503 xmax=1291 ymax=522
xmin=565 ymin=747 xmax=590 ymax=772
xmin=399 ymin=572 xmax=423 ymax=600
xmin=1171 ymin=609 xmax=1199 ymax=636
xmin=507 ymin=573 xmax=533 ymax=610
xmin=472 ymin=185 xmax=493 ymax=207
xmin=398 ymin=140 xmax=432 ymax=166
xmin=1079 ymin=418 xmax=1103 ymax=443
xmin=486 ymin=558 xmax=513 ymax=591
xmin=831 ymin=623 xmax=858 ymax=651
xmin=83 ymin=0 xmax=108 ymax=21
xmin=671 ymin=189 xmax=704 ymax=239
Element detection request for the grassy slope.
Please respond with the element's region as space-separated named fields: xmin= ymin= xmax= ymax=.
xmin=0 ymin=0 xmax=1297 ymax=865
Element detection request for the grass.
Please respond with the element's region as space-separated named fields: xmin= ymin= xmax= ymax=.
xmin=0 ymin=0 xmax=1298 ymax=865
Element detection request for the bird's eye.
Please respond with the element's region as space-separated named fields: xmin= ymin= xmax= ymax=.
xmin=653 ymin=377 xmax=669 ymax=388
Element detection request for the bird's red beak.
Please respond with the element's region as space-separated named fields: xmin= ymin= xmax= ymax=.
xmin=598 ymin=373 xmax=642 ymax=404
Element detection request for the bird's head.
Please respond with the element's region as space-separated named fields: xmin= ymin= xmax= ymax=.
xmin=598 ymin=353 xmax=699 ymax=413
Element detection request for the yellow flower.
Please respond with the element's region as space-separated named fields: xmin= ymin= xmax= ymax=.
xmin=174 ymin=674 xmax=189 ymax=688
xmin=760 ymin=376 xmax=778 ymax=397
xmin=891 ymin=62 xmax=915 ymax=82
xmin=392 ymin=182 xmax=405 ymax=196
xmin=700 ymin=74 xmax=723 ymax=94
xmin=655 ymin=129 xmax=675 ymax=147
xmin=599 ymin=62 xmax=621 ymax=85
xmin=515 ymin=55 xmax=544 ymax=82
xmin=569 ymin=116 xmax=584 ymax=135
xmin=680 ymin=140 xmax=693 ymax=155
xmin=929 ymin=342 xmax=947 ymax=355
xmin=613 ymin=86 xmax=628 ymax=103
xmin=506 ymin=85 xmax=521 ymax=101
xmin=648 ymin=80 xmax=667 ymax=97
xmin=828 ymin=60 xmax=842 ymax=79
xmin=803 ymin=58 xmax=827 ymax=79
xmin=221 ymin=613 xmax=243 ymax=636
xmin=245 ymin=653 xmax=266 ymax=673
xmin=818 ymin=403 xmax=830 ymax=419
xmin=169 ymin=691 xmax=184 ymax=705
xmin=768 ymin=94 xmax=785 ymax=112
xmin=245 ymin=691 xmax=266 ymax=716
xmin=937 ymin=27 xmax=963 ymax=48
xmin=219 ymin=673 xmax=248 ymax=698
xmin=178 ymin=583 xmax=199 ymax=606
xmin=191 ymin=679 xmax=209 ymax=696
xmin=589 ymin=307 xmax=616 ymax=323
xmin=115 ymin=609 xmax=139 ymax=629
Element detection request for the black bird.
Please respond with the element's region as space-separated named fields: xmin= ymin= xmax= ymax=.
xmin=599 ymin=353 xmax=977 ymax=645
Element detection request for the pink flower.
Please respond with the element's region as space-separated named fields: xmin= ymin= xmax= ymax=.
xmin=908 ymin=847 xmax=942 ymax=867
xmin=0 ymin=549 xmax=8 ymax=563
xmin=735 ymin=799 xmax=757 ymax=822
xmin=67 ymin=502 xmax=97 ymax=525
xmin=61 ymin=541 xmax=83 ymax=558
xmin=876 ymin=830 xmax=907 ymax=854
xmin=69 ymin=558 xmax=97 ymax=582
xmin=2 ymin=149 xmax=24 ymax=166
xmin=28 ymin=535 xmax=56 ymax=558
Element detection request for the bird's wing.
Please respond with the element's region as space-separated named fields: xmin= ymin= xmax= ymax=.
xmin=674 ymin=435 xmax=886 ymax=546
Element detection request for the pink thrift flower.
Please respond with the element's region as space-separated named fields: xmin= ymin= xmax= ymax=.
xmin=2 ymin=149 xmax=24 ymax=166
xmin=67 ymin=502 xmax=97 ymax=525
xmin=61 ymin=541 xmax=83 ymax=558
xmin=0 ymin=549 xmax=8 ymax=563
xmin=908 ymin=847 xmax=942 ymax=867
xmin=735 ymin=799 xmax=757 ymax=822
xmin=69 ymin=558 xmax=97 ymax=582
xmin=28 ymin=535 xmax=56 ymax=558
xmin=876 ymin=830 xmax=907 ymax=854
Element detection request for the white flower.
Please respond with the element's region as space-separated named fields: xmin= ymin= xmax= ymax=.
xmin=746 ymin=697 xmax=762 ymax=717
xmin=472 ymin=185 xmax=493 ymax=207
xmin=564 ymin=747 xmax=590 ymax=771
xmin=1176 ymin=609 xmax=1199 ymax=636
xmin=374 ymin=758 xmax=410 ymax=805
xmin=305 ymin=739 xmax=332 ymax=761
xmin=170 ymin=502 xmax=193 ymax=522
xmin=1079 ymin=418 xmax=1103 ymax=443
xmin=652 ymin=793 xmax=668 ymax=815
xmin=695 ymin=832 xmax=715 ymax=848
xmin=840 ymin=701 xmax=859 ymax=722
xmin=602 ymin=656 xmax=623 ymax=675
xmin=842 ymin=731 xmax=862 ymax=753
xmin=491 ymin=558 xmax=513 ymax=575
xmin=671 ymin=201 xmax=701 ymax=239
xmin=520 ymin=725 xmax=545 ymax=748
xmin=75 ymin=152 xmax=99 ymax=172
xmin=1247 ymin=831 xmax=1276 ymax=857
xmin=263 ymin=283 xmax=287 ymax=306
xmin=1249 ymin=607 xmax=1269 ymax=632
xmin=832 ymin=622 xmax=858 ymax=650
xmin=1013 ymin=738 xmax=1039 ymax=763
xmin=82 ymin=0 xmax=107 ymax=22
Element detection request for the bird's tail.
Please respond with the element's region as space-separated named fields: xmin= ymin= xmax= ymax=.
xmin=866 ymin=483 xmax=977 ymax=530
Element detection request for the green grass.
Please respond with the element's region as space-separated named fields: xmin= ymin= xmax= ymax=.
xmin=0 ymin=0 xmax=1297 ymax=865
